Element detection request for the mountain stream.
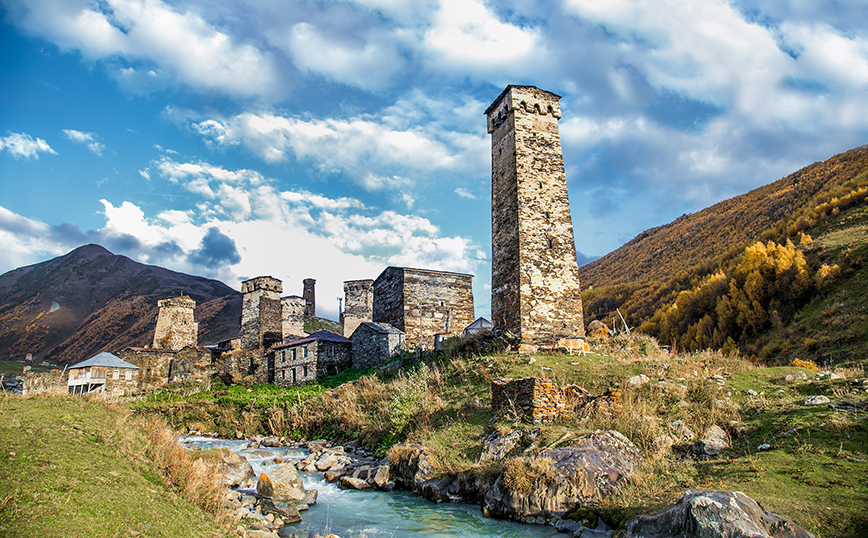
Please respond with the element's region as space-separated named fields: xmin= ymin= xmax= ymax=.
xmin=181 ymin=435 xmax=559 ymax=538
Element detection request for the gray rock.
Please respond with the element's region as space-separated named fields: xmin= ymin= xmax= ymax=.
xmin=256 ymin=464 xmax=306 ymax=503
xmin=692 ymin=425 xmax=730 ymax=457
xmin=340 ymin=476 xmax=373 ymax=491
xmin=624 ymin=490 xmax=815 ymax=538
xmin=667 ymin=420 xmax=696 ymax=443
xmin=261 ymin=436 xmax=282 ymax=447
xmin=780 ymin=372 xmax=808 ymax=383
xmin=628 ymin=374 xmax=650 ymax=386
xmin=804 ymin=395 xmax=830 ymax=405
xmin=258 ymin=498 xmax=302 ymax=524
xmin=745 ymin=389 xmax=758 ymax=396
xmin=479 ymin=428 xmax=540 ymax=463
xmin=483 ymin=430 xmax=641 ymax=523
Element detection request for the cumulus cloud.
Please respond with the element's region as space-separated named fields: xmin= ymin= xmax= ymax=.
xmin=0 ymin=132 xmax=57 ymax=159
xmin=62 ymin=129 xmax=105 ymax=155
xmin=3 ymin=0 xmax=280 ymax=98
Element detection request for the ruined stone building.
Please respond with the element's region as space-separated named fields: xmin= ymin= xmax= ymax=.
xmin=486 ymin=85 xmax=585 ymax=352
xmin=351 ymin=322 xmax=405 ymax=369
xmin=152 ymin=295 xmax=198 ymax=349
xmin=272 ymin=330 xmax=352 ymax=387
xmin=342 ymin=279 xmax=374 ymax=337
xmin=372 ymin=267 xmax=474 ymax=350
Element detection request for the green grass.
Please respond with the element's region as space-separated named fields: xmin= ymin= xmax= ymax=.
xmin=0 ymin=360 xmax=54 ymax=375
xmin=0 ymin=396 xmax=231 ymax=538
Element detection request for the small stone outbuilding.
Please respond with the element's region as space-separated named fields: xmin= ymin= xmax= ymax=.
xmin=67 ymin=352 xmax=140 ymax=396
xmin=272 ymin=330 xmax=352 ymax=387
xmin=351 ymin=322 xmax=405 ymax=369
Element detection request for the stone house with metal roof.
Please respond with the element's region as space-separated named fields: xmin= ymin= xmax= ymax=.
xmin=272 ymin=330 xmax=352 ymax=387
xmin=67 ymin=352 xmax=140 ymax=396
xmin=350 ymin=322 xmax=405 ymax=369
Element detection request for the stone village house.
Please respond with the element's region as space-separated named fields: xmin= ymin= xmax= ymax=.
xmin=272 ymin=330 xmax=353 ymax=387
xmin=350 ymin=322 xmax=405 ymax=370
xmin=66 ymin=352 xmax=140 ymax=396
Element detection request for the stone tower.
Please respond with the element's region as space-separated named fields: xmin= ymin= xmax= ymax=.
xmin=342 ymin=279 xmax=374 ymax=337
xmin=485 ymin=85 xmax=584 ymax=351
xmin=153 ymin=295 xmax=198 ymax=350
xmin=281 ymin=295 xmax=306 ymax=341
xmin=241 ymin=276 xmax=283 ymax=350
xmin=303 ymin=278 xmax=316 ymax=317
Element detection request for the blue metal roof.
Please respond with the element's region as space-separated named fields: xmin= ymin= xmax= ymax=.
xmin=69 ymin=352 xmax=140 ymax=370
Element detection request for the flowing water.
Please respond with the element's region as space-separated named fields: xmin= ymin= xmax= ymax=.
xmin=181 ymin=436 xmax=559 ymax=538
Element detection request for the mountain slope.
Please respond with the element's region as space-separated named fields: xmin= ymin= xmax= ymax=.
xmin=579 ymin=145 xmax=868 ymax=365
xmin=0 ymin=244 xmax=241 ymax=364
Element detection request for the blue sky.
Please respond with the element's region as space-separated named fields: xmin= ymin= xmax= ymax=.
xmin=1 ymin=0 xmax=867 ymax=321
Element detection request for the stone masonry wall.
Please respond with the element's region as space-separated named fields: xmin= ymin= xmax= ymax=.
xmin=274 ymin=346 xmax=317 ymax=387
xmin=351 ymin=323 xmax=404 ymax=369
xmin=241 ymin=276 xmax=283 ymax=351
xmin=373 ymin=267 xmax=474 ymax=350
xmin=118 ymin=348 xmax=173 ymax=390
xmin=486 ymin=85 xmax=585 ymax=351
xmin=491 ymin=377 xmax=566 ymax=424
xmin=343 ymin=279 xmax=374 ymax=337
xmin=281 ymin=296 xmax=306 ymax=341
xmin=152 ymin=295 xmax=198 ymax=350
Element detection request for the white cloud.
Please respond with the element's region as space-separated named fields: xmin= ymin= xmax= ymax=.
xmin=0 ymin=132 xmax=57 ymax=159
xmin=182 ymin=104 xmax=488 ymax=190
xmin=454 ymin=187 xmax=477 ymax=199
xmin=4 ymin=0 xmax=280 ymax=98
xmin=62 ymin=129 xmax=105 ymax=155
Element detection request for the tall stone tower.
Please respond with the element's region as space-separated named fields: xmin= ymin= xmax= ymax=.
xmin=303 ymin=278 xmax=316 ymax=317
xmin=485 ymin=85 xmax=584 ymax=351
xmin=281 ymin=295 xmax=306 ymax=341
xmin=152 ymin=295 xmax=198 ymax=350
xmin=342 ymin=279 xmax=374 ymax=337
xmin=241 ymin=276 xmax=283 ymax=350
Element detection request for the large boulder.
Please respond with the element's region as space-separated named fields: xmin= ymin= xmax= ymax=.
xmin=624 ymin=490 xmax=815 ymax=538
xmin=195 ymin=448 xmax=255 ymax=487
xmin=256 ymin=463 xmax=306 ymax=503
xmin=483 ymin=430 xmax=641 ymax=523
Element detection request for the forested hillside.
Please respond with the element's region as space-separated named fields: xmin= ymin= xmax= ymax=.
xmin=580 ymin=145 xmax=868 ymax=366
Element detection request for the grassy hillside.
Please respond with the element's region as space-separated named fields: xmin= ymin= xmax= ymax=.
xmin=134 ymin=338 xmax=868 ymax=538
xmin=0 ymin=396 xmax=231 ymax=538
xmin=580 ymin=145 xmax=868 ymax=364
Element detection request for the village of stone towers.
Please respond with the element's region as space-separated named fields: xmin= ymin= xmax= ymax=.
xmin=5 ymin=83 xmax=864 ymax=538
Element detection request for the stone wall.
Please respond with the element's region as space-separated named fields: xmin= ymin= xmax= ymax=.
xmin=23 ymin=369 xmax=66 ymax=394
xmin=101 ymin=368 xmax=139 ymax=396
xmin=373 ymin=267 xmax=474 ymax=350
xmin=491 ymin=377 xmax=566 ymax=424
xmin=303 ymin=278 xmax=316 ymax=317
xmin=241 ymin=276 xmax=283 ymax=351
xmin=281 ymin=296 xmax=306 ymax=341
xmin=342 ymin=279 xmax=374 ymax=337
xmin=117 ymin=348 xmax=173 ymax=390
xmin=273 ymin=346 xmax=317 ymax=387
xmin=216 ymin=349 xmax=263 ymax=384
xmin=351 ymin=322 xmax=404 ymax=369
xmin=152 ymin=295 xmax=198 ymax=350
xmin=486 ymin=85 xmax=585 ymax=352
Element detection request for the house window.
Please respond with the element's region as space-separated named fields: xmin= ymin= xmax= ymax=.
xmin=292 ymin=368 xmax=297 ymax=384
xmin=302 ymin=365 xmax=308 ymax=378
xmin=112 ymin=370 xmax=119 ymax=380
xmin=326 ymin=344 xmax=334 ymax=357
xmin=125 ymin=370 xmax=132 ymax=381
xmin=303 ymin=346 xmax=308 ymax=358
xmin=292 ymin=349 xmax=296 ymax=360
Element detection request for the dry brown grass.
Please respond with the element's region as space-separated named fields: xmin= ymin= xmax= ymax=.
xmin=501 ymin=455 xmax=555 ymax=494
xmin=142 ymin=417 xmax=227 ymax=518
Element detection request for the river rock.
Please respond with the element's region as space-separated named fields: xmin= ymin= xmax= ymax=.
xmin=259 ymin=498 xmax=302 ymax=524
xmin=260 ymin=436 xmax=282 ymax=447
xmin=316 ymin=454 xmax=341 ymax=471
xmin=480 ymin=428 xmax=540 ymax=463
xmin=340 ymin=476 xmax=373 ymax=491
xmin=624 ymin=490 xmax=815 ymax=538
xmin=302 ymin=489 xmax=318 ymax=506
xmin=256 ymin=464 xmax=306 ymax=503
xmin=220 ymin=450 xmax=256 ymax=487
xmin=483 ymin=430 xmax=641 ymax=523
